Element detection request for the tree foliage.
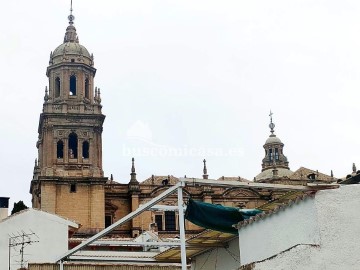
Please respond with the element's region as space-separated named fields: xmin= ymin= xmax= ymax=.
xmin=11 ymin=200 xmax=28 ymax=215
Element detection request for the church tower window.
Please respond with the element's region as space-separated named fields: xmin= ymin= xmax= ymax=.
xmin=70 ymin=75 xmax=77 ymax=96
xmin=275 ymin=148 xmax=279 ymax=160
xmin=269 ymin=148 xmax=273 ymax=161
xmin=68 ymin=132 xmax=78 ymax=158
xmin=55 ymin=77 xmax=61 ymax=98
xmin=85 ymin=78 xmax=90 ymax=99
xmin=57 ymin=140 xmax=64 ymax=159
xmin=82 ymin=141 xmax=89 ymax=159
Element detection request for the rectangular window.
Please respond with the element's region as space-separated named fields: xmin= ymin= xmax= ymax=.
xmin=155 ymin=215 xmax=163 ymax=231
xmin=105 ymin=216 xmax=112 ymax=228
xmin=70 ymin=184 xmax=77 ymax=193
xmin=165 ymin=211 xmax=176 ymax=231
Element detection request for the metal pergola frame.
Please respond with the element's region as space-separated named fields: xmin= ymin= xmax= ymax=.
xmin=56 ymin=178 xmax=339 ymax=270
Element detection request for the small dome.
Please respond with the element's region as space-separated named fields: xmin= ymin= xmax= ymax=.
xmin=255 ymin=168 xmax=293 ymax=181
xmin=49 ymin=19 xmax=93 ymax=66
xmin=53 ymin=42 xmax=91 ymax=58
xmin=265 ymin=135 xmax=282 ymax=144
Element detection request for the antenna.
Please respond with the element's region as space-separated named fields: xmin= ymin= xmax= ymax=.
xmin=8 ymin=231 xmax=39 ymax=270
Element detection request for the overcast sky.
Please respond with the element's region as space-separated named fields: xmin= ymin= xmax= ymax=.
xmin=1 ymin=0 xmax=359 ymax=208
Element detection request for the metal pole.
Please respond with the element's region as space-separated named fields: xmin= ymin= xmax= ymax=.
xmin=59 ymin=260 xmax=64 ymax=270
xmin=177 ymin=182 xmax=187 ymax=270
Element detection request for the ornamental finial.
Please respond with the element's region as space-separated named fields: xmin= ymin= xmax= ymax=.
xmin=269 ymin=110 xmax=275 ymax=135
xmin=68 ymin=0 xmax=75 ymax=25
xmin=203 ymin=159 xmax=208 ymax=179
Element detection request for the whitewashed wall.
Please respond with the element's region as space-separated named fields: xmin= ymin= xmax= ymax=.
xmin=250 ymin=185 xmax=360 ymax=270
xmin=0 ymin=209 xmax=78 ymax=270
xmin=191 ymin=236 xmax=240 ymax=270
xmin=238 ymin=195 xmax=319 ymax=266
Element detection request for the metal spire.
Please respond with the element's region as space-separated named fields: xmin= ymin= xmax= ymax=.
xmin=269 ymin=110 xmax=275 ymax=135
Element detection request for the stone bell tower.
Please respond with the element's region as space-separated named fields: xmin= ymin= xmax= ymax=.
xmin=30 ymin=6 xmax=107 ymax=232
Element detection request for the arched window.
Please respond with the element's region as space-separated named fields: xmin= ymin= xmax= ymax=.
xmin=268 ymin=148 xmax=273 ymax=161
xmin=55 ymin=77 xmax=61 ymax=98
xmin=57 ymin=140 xmax=64 ymax=158
xmin=275 ymin=148 xmax=279 ymax=160
xmin=68 ymin=132 xmax=78 ymax=158
xmin=85 ymin=78 xmax=90 ymax=99
xmin=70 ymin=75 xmax=77 ymax=96
xmin=82 ymin=141 xmax=89 ymax=159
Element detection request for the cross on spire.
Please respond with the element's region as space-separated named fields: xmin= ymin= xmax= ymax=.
xmin=269 ymin=110 xmax=275 ymax=135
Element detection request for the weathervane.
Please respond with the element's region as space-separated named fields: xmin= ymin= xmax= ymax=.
xmin=68 ymin=0 xmax=75 ymax=25
xmin=269 ymin=110 xmax=275 ymax=135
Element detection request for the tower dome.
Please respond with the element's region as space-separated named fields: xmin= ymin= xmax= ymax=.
xmin=49 ymin=7 xmax=93 ymax=67
xmin=255 ymin=112 xmax=292 ymax=181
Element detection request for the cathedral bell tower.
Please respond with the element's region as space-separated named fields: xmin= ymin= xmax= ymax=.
xmin=30 ymin=6 xmax=107 ymax=232
xmin=255 ymin=112 xmax=293 ymax=181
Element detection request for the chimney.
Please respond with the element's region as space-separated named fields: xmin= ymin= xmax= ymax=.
xmin=0 ymin=197 xmax=10 ymax=220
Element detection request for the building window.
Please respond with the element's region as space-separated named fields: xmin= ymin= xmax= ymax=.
xmin=275 ymin=148 xmax=279 ymax=160
xmin=70 ymin=75 xmax=77 ymax=96
xmin=82 ymin=141 xmax=89 ymax=159
xmin=165 ymin=211 xmax=176 ymax=231
xmin=55 ymin=77 xmax=61 ymax=98
xmin=68 ymin=132 xmax=78 ymax=158
xmin=85 ymin=78 xmax=90 ymax=99
xmin=269 ymin=149 xmax=273 ymax=161
xmin=70 ymin=184 xmax=77 ymax=193
xmin=57 ymin=140 xmax=64 ymax=158
xmin=105 ymin=216 xmax=112 ymax=228
xmin=155 ymin=215 xmax=163 ymax=231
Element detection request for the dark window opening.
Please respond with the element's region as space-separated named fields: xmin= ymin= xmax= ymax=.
xmin=71 ymin=59 xmax=75 ymax=62
xmin=68 ymin=132 xmax=78 ymax=158
xmin=162 ymin=179 xmax=169 ymax=186
xmin=269 ymin=149 xmax=273 ymax=162
xmin=155 ymin=215 xmax=163 ymax=231
xmin=165 ymin=211 xmax=176 ymax=231
xmin=55 ymin=77 xmax=61 ymax=98
xmin=70 ymin=184 xmax=77 ymax=193
xmin=308 ymin=173 xmax=316 ymax=180
xmin=105 ymin=216 xmax=112 ymax=228
xmin=85 ymin=78 xmax=90 ymax=99
xmin=275 ymin=148 xmax=279 ymax=160
xmin=82 ymin=141 xmax=89 ymax=159
xmin=70 ymin=75 xmax=77 ymax=96
xmin=57 ymin=140 xmax=64 ymax=158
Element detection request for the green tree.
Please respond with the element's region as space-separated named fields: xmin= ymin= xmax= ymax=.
xmin=11 ymin=200 xmax=28 ymax=215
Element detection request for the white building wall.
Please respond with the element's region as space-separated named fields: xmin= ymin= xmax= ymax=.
xmin=191 ymin=236 xmax=240 ymax=270
xmin=249 ymin=185 xmax=360 ymax=270
xmin=0 ymin=209 xmax=78 ymax=270
xmin=238 ymin=196 xmax=319 ymax=266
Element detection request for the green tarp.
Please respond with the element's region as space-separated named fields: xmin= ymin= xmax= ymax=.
xmin=185 ymin=198 xmax=262 ymax=234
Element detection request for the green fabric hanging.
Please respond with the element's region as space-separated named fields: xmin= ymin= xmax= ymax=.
xmin=185 ymin=198 xmax=262 ymax=235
